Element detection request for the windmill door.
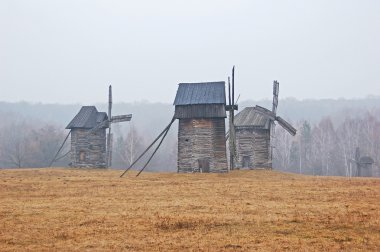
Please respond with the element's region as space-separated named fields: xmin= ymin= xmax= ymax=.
xmin=79 ymin=150 xmax=86 ymax=162
xmin=198 ymin=158 xmax=210 ymax=173
xmin=242 ymin=156 xmax=251 ymax=168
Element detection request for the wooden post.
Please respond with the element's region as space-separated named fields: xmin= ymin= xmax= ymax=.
xmin=107 ymin=85 xmax=112 ymax=168
xmin=229 ymin=66 xmax=237 ymax=170
xmin=228 ymin=77 xmax=231 ymax=107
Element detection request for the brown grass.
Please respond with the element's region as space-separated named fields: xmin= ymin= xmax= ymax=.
xmin=0 ymin=168 xmax=379 ymax=251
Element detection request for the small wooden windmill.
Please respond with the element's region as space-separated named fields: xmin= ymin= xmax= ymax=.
xmin=234 ymin=81 xmax=296 ymax=169
xmin=51 ymin=85 xmax=132 ymax=168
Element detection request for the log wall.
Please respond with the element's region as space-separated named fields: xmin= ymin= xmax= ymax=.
xmin=175 ymin=104 xmax=226 ymax=119
xmin=178 ymin=118 xmax=228 ymax=173
xmin=70 ymin=128 xmax=107 ymax=168
xmin=235 ymin=128 xmax=271 ymax=169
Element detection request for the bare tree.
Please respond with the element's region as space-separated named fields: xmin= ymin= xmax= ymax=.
xmin=311 ymin=117 xmax=337 ymax=176
xmin=29 ymin=125 xmax=69 ymax=167
xmin=337 ymin=117 xmax=361 ymax=176
xmin=114 ymin=123 xmax=145 ymax=168
xmin=1 ymin=123 xmax=31 ymax=168
xmin=297 ymin=121 xmax=312 ymax=174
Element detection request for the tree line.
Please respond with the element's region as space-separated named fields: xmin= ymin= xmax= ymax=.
xmin=273 ymin=109 xmax=380 ymax=177
xmin=0 ymin=121 xmax=68 ymax=168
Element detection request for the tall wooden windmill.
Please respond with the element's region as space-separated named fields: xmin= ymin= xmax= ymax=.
xmin=121 ymin=79 xmax=232 ymax=177
xmin=120 ymin=68 xmax=238 ymax=177
xmin=51 ymin=85 xmax=132 ymax=168
xmin=174 ymin=81 xmax=228 ymax=173
xmin=234 ymin=81 xmax=296 ymax=169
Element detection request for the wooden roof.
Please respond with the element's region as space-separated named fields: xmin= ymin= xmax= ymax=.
xmin=173 ymin=82 xmax=226 ymax=106
xmin=234 ymin=107 xmax=271 ymax=129
xmin=66 ymin=106 xmax=108 ymax=129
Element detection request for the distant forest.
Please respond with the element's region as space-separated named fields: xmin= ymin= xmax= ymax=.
xmin=0 ymin=97 xmax=379 ymax=176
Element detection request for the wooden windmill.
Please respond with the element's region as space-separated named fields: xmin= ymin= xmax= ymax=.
xmin=234 ymin=81 xmax=296 ymax=169
xmin=121 ymin=74 xmax=235 ymax=177
xmin=174 ymin=81 xmax=228 ymax=173
xmin=51 ymin=85 xmax=132 ymax=168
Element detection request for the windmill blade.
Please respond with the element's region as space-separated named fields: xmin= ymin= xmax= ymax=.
xmin=232 ymin=66 xmax=235 ymax=107
xmin=108 ymin=85 xmax=112 ymax=120
xmin=228 ymin=77 xmax=231 ymax=106
xmin=275 ymin=116 xmax=297 ymax=136
xmin=235 ymin=94 xmax=240 ymax=105
xmin=272 ymin=80 xmax=279 ymax=114
xmin=111 ymin=114 xmax=132 ymax=123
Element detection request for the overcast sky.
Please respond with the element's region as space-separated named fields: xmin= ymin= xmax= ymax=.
xmin=1 ymin=0 xmax=379 ymax=104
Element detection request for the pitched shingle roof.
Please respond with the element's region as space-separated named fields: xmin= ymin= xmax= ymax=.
xmin=66 ymin=106 xmax=108 ymax=129
xmin=173 ymin=82 xmax=226 ymax=105
xmin=234 ymin=107 xmax=271 ymax=129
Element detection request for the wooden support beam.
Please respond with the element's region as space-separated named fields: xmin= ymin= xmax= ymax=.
xmin=49 ymin=130 xmax=71 ymax=167
xmin=136 ymin=119 xmax=174 ymax=177
xmin=120 ymin=117 xmax=176 ymax=177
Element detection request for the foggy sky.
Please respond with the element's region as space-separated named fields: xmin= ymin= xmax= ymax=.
xmin=1 ymin=0 xmax=379 ymax=104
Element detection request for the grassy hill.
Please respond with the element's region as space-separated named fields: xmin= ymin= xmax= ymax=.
xmin=0 ymin=169 xmax=379 ymax=251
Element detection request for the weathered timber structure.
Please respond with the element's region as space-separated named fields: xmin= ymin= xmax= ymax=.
xmin=352 ymin=147 xmax=374 ymax=177
xmin=63 ymin=86 xmax=132 ymax=168
xmin=357 ymin=156 xmax=374 ymax=177
xmin=66 ymin=106 xmax=109 ymax=168
xmin=174 ymin=82 xmax=228 ymax=173
xmin=234 ymin=81 xmax=296 ymax=169
xmin=234 ymin=106 xmax=272 ymax=168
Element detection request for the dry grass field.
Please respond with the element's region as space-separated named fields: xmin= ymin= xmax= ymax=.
xmin=0 ymin=168 xmax=379 ymax=251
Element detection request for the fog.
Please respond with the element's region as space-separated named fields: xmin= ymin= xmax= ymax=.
xmin=1 ymin=0 xmax=379 ymax=104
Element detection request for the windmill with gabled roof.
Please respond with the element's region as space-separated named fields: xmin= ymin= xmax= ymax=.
xmin=233 ymin=81 xmax=296 ymax=169
xmin=174 ymin=81 xmax=228 ymax=173
xmin=51 ymin=85 xmax=132 ymax=168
